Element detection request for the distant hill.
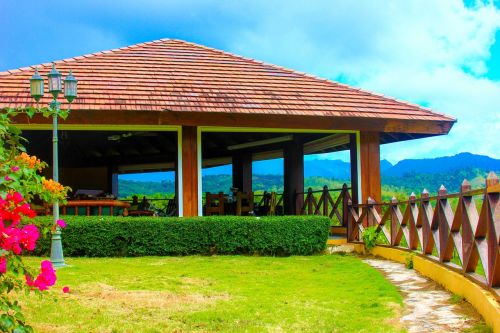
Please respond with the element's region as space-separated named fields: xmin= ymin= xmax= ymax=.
xmin=383 ymin=152 xmax=500 ymax=177
xmin=203 ymin=152 xmax=499 ymax=179
xmin=119 ymin=180 xmax=175 ymax=198
xmin=203 ymin=158 xmax=355 ymax=179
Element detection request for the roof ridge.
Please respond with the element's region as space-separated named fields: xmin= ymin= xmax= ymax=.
xmin=0 ymin=38 xmax=173 ymax=77
xmin=170 ymin=39 xmax=455 ymax=121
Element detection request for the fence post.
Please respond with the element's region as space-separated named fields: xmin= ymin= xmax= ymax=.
xmin=408 ymin=192 xmax=419 ymax=250
xmin=306 ymin=187 xmax=313 ymax=215
xmin=459 ymin=179 xmax=475 ymax=272
xmin=390 ymin=196 xmax=398 ymax=246
xmin=342 ymin=183 xmax=349 ymax=227
xmin=485 ymin=172 xmax=500 ymax=287
xmin=366 ymin=196 xmax=376 ymax=227
xmin=322 ymin=185 xmax=329 ymax=217
xmin=437 ymin=185 xmax=453 ymax=262
xmin=347 ymin=198 xmax=354 ymax=241
xmin=421 ymin=189 xmax=434 ymax=255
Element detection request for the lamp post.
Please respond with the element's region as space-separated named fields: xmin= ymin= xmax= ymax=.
xmin=30 ymin=64 xmax=77 ymax=268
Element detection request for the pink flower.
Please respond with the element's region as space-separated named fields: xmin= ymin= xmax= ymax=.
xmin=10 ymin=166 xmax=20 ymax=172
xmin=56 ymin=219 xmax=66 ymax=228
xmin=0 ymin=257 xmax=6 ymax=274
xmin=62 ymin=286 xmax=70 ymax=293
xmin=1 ymin=226 xmax=22 ymax=254
xmin=26 ymin=260 xmax=57 ymax=291
xmin=19 ymin=224 xmax=39 ymax=251
xmin=4 ymin=175 xmax=11 ymax=181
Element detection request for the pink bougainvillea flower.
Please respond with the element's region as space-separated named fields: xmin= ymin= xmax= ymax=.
xmin=19 ymin=224 xmax=39 ymax=251
xmin=62 ymin=286 xmax=70 ymax=293
xmin=26 ymin=260 xmax=57 ymax=291
xmin=1 ymin=226 xmax=22 ymax=254
xmin=0 ymin=257 xmax=6 ymax=274
xmin=4 ymin=175 xmax=11 ymax=181
xmin=56 ymin=219 xmax=66 ymax=228
xmin=10 ymin=166 xmax=20 ymax=172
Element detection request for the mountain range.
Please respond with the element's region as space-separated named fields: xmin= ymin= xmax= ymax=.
xmin=203 ymin=152 xmax=500 ymax=179
xmin=118 ymin=152 xmax=500 ymax=197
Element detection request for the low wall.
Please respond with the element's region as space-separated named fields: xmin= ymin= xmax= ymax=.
xmin=352 ymin=244 xmax=500 ymax=333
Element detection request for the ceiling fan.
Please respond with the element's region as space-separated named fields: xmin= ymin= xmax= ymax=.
xmin=107 ymin=132 xmax=157 ymax=142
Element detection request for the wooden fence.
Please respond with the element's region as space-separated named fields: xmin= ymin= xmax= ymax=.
xmin=346 ymin=171 xmax=500 ymax=291
xmin=297 ymin=184 xmax=351 ymax=225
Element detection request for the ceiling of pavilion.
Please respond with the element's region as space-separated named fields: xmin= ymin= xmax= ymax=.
xmin=22 ymin=130 xmax=355 ymax=171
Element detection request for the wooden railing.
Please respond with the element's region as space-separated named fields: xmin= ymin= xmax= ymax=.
xmin=297 ymin=184 xmax=351 ymax=225
xmin=347 ymin=172 xmax=500 ymax=291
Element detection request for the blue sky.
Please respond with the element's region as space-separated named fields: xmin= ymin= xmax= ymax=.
xmin=0 ymin=0 xmax=499 ymax=164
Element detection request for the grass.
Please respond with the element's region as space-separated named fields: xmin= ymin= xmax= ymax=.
xmin=21 ymin=255 xmax=404 ymax=333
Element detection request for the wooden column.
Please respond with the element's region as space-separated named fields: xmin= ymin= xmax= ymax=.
xmin=107 ymin=166 xmax=118 ymax=196
xmin=181 ymin=126 xmax=199 ymax=216
xmin=349 ymin=133 xmax=359 ymax=205
xmin=232 ymin=152 xmax=252 ymax=193
xmin=283 ymin=138 xmax=304 ymax=215
xmin=359 ymin=132 xmax=381 ymax=203
xmin=174 ymin=157 xmax=179 ymax=216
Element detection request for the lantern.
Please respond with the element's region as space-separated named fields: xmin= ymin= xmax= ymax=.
xmin=30 ymin=68 xmax=44 ymax=102
xmin=64 ymin=70 xmax=77 ymax=103
xmin=47 ymin=64 xmax=62 ymax=99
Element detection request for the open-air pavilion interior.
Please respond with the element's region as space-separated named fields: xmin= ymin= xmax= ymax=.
xmin=21 ymin=128 xmax=358 ymax=216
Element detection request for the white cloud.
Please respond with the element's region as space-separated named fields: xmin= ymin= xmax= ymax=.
xmin=223 ymin=0 xmax=500 ymax=163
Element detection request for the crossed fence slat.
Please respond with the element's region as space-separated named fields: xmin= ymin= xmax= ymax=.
xmin=297 ymin=184 xmax=351 ymax=226
xmin=346 ymin=171 xmax=500 ymax=292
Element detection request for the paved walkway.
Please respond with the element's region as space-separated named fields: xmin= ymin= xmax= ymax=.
xmin=363 ymin=258 xmax=480 ymax=333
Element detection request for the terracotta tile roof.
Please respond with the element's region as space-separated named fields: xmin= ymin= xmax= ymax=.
xmin=0 ymin=38 xmax=455 ymax=123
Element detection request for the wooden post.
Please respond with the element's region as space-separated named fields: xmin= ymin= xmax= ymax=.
xmin=181 ymin=126 xmax=199 ymax=217
xmin=359 ymin=132 xmax=381 ymax=203
xmin=174 ymin=157 xmax=179 ymax=216
xmin=283 ymin=138 xmax=304 ymax=215
xmin=342 ymin=184 xmax=349 ymax=227
xmin=485 ymin=172 xmax=500 ymax=287
xmin=107 ymin=166 xmax=118 ymax=196
xmin=349 ymin=133 xmax=359 ymax=205
xmin=232 ymin=152 xmax=252 ymax=193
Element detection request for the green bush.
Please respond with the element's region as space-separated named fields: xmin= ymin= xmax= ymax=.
xmin=361 ymin=226 xmax=384 ymax=251
xmin=29 ymin=216 xmax=330 ymax=257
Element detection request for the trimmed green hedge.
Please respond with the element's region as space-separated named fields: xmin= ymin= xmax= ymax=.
xmin=29 ymin=216 xmax=330 ymax=257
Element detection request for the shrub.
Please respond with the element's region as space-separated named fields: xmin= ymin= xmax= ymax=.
xmin=361 ymin=226 xmax=384 ymax=251
xmin=405 ymin=252 xmax=415 ymax=269
xmin=29 ymin=215 xmax=330 ymax=257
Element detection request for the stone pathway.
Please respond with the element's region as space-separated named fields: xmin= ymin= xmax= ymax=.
xmin=363 ymin=258 xmax=480 ymax=333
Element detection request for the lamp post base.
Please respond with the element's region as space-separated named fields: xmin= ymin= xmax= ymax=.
xmin=50 ymin=230 xmax=66 ymax=268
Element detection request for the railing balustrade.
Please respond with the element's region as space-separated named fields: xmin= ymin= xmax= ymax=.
xmin=346 ymin=171 xmax=500 ymax=292
xmin=296 ymin=184 xmax=351 ymax=226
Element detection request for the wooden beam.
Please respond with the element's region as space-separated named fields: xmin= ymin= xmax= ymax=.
xmin=13 ymin=110 xmax=455 ymax=135
xmin=232 ymin=152 xmax=252 ymax=193
xmin=349 ymin=133 xmax=359 ymax=206
xmin=359 ymin=132 xmax=381 ymax=203
xmin=283 ymin=138 xmax=304 ymax=215
xmin=303 ymin=133 xmax=350 ymax=154
xmin=182 ymin=126 xmax=199 ymax=216
xmin=227 ymin=135 xmax=293 ymax=150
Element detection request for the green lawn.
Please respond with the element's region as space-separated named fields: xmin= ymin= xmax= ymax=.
xmin=21 ymin=255 xmax=404 ymax=333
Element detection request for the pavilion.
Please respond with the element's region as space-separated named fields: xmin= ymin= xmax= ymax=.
xmin=0 ymin=39 xmax=455 ymax=217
